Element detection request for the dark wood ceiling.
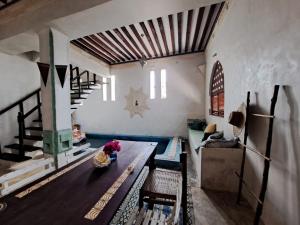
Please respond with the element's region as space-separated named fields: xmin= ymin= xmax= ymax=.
xmin=0 ymin=0 xmax=20 ymax=10
xmin=71 ymin=2 xmax=224 ymax=65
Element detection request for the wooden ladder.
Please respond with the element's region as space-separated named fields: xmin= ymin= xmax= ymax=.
xmin=236 ymin=85 xmax=280 ymax=225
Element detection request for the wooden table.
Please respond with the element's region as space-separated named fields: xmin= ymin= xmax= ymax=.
xmin=0 ymin=141 xmax=157 ymax=225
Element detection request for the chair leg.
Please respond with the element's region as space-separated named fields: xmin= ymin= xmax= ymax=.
xmin=139 ymin=189 xmax=144 ymax=209
xmin=148 ymin=202 xmax=154 ymax=210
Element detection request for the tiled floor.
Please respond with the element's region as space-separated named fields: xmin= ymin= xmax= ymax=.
xmin=187 ymin=145 xmax=262 ymax=225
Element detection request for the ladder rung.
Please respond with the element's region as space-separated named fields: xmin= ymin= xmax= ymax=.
xmin=250 ymin=113 xmax=275 ymax=119
xmin=238 ymin=142 xmax=271 ymax=161
xmin=235 ymin=172 xmax=263 ymax=205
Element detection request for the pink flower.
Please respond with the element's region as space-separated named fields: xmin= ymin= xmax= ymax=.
xmin=103 ymin=141 xmax=121 ymax=155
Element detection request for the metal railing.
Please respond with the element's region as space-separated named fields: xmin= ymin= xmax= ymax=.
xmin=0 ymin=88 xmax=41 ymax=157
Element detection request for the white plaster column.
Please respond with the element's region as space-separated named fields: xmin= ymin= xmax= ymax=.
xmin=38 ymin=28 xmax=72 ymax=162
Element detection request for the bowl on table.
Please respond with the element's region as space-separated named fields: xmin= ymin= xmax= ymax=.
xmin=93 ymin=150 xmax=111 ymax=168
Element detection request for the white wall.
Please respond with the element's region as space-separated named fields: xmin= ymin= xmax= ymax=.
xmin=75 ymin=53 xmax=205 ymax=137
xmin=0 ymin=52 xmax=40 ymax=148
xmin=205 ymin=0 xmax=300 ymax=225
xmin=0 ymin=44 xmax=109 ymax=148
xmin=70 ymin=45 xmax=110 ymax=76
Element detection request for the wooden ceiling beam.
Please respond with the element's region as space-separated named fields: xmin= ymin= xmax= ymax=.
xmin=71 ymin=40 xmax=111 ymax=65
xmin=106 ymin=30 xmax=136 ymax=60
xmin=139 ymin=22 xmax=158 ymax=58
xmin=120 ymin=26 xmax=145 ymax=58
xmin=129 ymin=24 xmax=152 ymax=58
xmin=191 ymin=7 xmax=205 ymax=52
xmin=177 ymin=12 xmax=183 ymax=53
xmin=113 ymin=28 xmax=141 ymax=59
xmin=85 ymin=36 xmax=121 ymax=63
xmin=90 ymin=34 xmax=126 ymax=62
xmin=148 ymin=19 xmax=164 ymax=57
xmin=203 ymin=2 xmax=224 ymax=51
xmin=198 ymin=4 xmax=217 ymax=51
xmin=98 ymin=32 xmax=131 ymax=61
xmin=157 ymin=17 xmax=170 ymax=56
xmin=168 ymin=14 xmax=175 ymax=54
xmin=185 ymin=9 xmax=194 ymax=52
xmin=77 ymin=38 xmax=115 ymax=64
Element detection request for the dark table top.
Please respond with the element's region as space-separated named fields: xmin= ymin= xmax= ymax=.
xmin=0 ymin=141 xmax=157 ymax=225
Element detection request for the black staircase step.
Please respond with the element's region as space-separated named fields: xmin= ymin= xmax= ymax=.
xmin=80 ymin=81 xmax=96 ymax=85
xmin=72 ymin=87 xmax=96 ymax=90
xmin=71 ymin=97 xmax=87 ymax=100
xmin=25 ymin=126 xmax=43 ymax=131
xmin=5 ymin=144 xmax=42 ymax=152
xmin=33 ymin=119 xmax=42 ymax=122
xmin=71 ymin=92 xmax=91 ymax=96
xmin=15 ymin=135 xmax=43 ymax=141
xmin=77 ymin=84 xmax=97 ymax=87
xmin=71 ymin=102 xmax=82 ymax=105
xmin=0 ymin=153 xmax=31 ymax=162
xmin=71 ymin=108 xmax=77 ymax=110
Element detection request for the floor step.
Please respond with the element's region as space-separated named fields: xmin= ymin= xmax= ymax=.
xmin=32 ymin=119 xmax=42 ymax=123
xmin=25 ymin=127 xmax=43 ymax=131
xmin=5 ymin=144 xmax=42 ymax=152
xmin=15 ymin=135 xmax=43 ymax=141
xmin=0 ymin=153 xmax=31 ymax=162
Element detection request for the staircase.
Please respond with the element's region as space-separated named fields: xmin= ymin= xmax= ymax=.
xmin=70 ymin=65 xmax=102 ymax=113
xmin=0 ymin=65 xmax=102 ymax=162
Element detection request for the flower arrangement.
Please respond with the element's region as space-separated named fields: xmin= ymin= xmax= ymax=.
xmin=103 ymin=140 xmax=121 ymax=156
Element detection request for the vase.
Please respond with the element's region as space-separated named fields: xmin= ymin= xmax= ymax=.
xmin=110 ymin=152 xmax=117 ymax=161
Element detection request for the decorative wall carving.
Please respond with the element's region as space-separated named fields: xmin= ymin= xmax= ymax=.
xmin=124 ymin=87 xmax=149 ymax=118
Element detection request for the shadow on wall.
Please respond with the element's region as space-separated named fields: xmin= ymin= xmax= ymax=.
xmin=283 ymin=85 xmax=300 ymax=225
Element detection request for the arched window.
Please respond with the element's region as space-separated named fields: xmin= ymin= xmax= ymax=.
xmin=209 ymin=61 xmax=224 ymax=117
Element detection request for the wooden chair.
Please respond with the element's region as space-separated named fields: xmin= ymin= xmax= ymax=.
xmin=138 ymin=140 xmax=187 ymax=225
xmin=126 ymin=178 xmax=182 ymax=225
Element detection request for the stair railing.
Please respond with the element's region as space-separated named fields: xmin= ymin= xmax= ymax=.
xmin=0 ymin=88 xmax=41 ymax=158
xmin=69 ymin=64 xmax=97 ymax=99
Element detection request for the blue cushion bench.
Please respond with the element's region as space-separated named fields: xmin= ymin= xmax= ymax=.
xmin=155 ymin=137 xmax=182 ymax=170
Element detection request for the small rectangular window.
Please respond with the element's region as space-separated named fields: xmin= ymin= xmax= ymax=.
xmin=161 ymin=69 xmax=167 ymax=99
xmin=150 ymin=71 xmax=155 ymax=99
xmin=110 ymin=75 xmax=116 ymax=101
xmin=103 ymin=77 xmax=107 ymax=101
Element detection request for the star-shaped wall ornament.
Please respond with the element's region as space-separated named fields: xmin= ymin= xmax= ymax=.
xmin=124 ymin=87 xmax=150 ymax=118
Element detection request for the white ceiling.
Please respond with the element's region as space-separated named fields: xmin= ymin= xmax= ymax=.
xmin=0 ymin=0 xmax=224 ymax=55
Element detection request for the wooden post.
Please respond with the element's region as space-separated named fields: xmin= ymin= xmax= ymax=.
xmin=87 ymin=71 xmax=90 ymax=89
xmin=19 ymin=103 xmax=25 ymax=137
xmin=70 ymin=64 xmax=73 ymax=90
xmin=93 ymin=73 xmax=96 ymax=84
xmin=37 ymin=91 xmax=42 ymax=121
xmin=17 ymin=112 xmax=25 ymax=158
xmin=76 ymin=67 xmax=81 ymax=98
xmin=237 ymin=91 xmax=250 ymax=203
